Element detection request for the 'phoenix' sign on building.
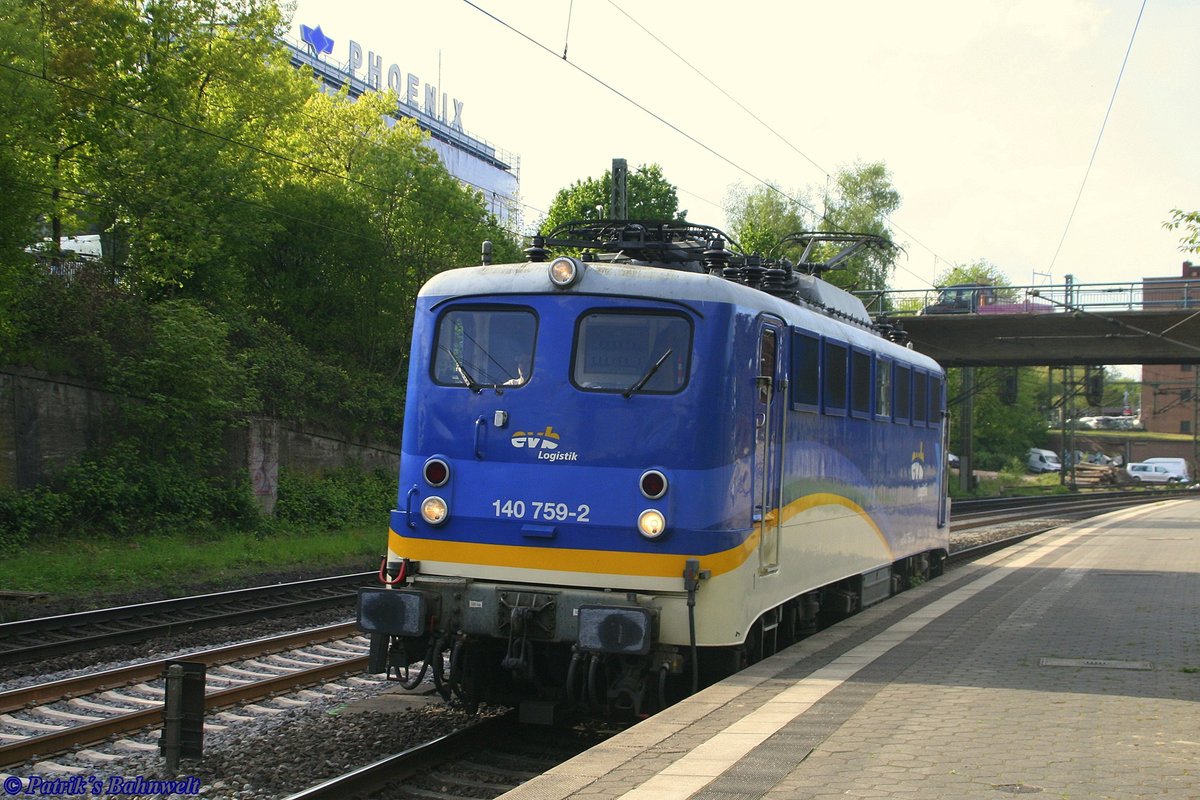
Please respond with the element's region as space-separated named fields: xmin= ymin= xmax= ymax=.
xmin=300 ymin=22 xmax=464 ymax=132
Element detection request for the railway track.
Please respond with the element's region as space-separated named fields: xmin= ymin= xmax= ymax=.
xmin=950 ymin=487 xmax=1185 ymax=531
xmin=285 ymin=713 xmax=619 ymax=800
xmin=945 ymin=488 xmax=1188 ymax=565
xmin=0 ymin=623 xmax=372 ymax=767
xmin=0 ymin=572 xmax=374 ymax=665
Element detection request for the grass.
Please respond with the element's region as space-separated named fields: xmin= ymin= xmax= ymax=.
xmin=1 ymin=524 xmax=387 ymax=603
xmin=949 ymin=469 xmax=1067 ymax=499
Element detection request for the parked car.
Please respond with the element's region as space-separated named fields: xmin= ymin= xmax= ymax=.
xmin=1027 ymin=448 xmax=1062 ymax=474
xmin=1125 ymin=462 xmax=1181 ymax=484
xmin=947 ymin=453 xmax=960 ymax=469
xmin=1141 ymin=457 xmax=1190 ymax=483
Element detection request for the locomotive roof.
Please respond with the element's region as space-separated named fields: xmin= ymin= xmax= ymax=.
xmin=419 ymin=260 xmax=942 ymax=373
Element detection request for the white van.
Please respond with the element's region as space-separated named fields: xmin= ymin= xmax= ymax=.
xmin=1142 ymin=457 xmax=1190 ymax=483
xmin=1126 ymin=463 xmax=1179 ymax=484
xmin=1026 ymin=448 xmax=1061 ymax=473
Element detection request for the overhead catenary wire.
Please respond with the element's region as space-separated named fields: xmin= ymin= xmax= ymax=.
xmin=1047 ymin=0 xmax=1147 ymax=274
xmin=459 ymin=1 xmax=824 ymax=222
xmin=461 ymin=0 xmax=935 ymax=287
xmin=604 ymin=0 xmax=952 ymax=288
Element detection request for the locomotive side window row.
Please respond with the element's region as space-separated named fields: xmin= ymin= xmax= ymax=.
xmin=851 ymin=349 xmax=872 ymax=417
xmin=789 ymin=328 xmax=942 ymax=426
xmin=822 ymin=341 xmax=848 ymax=415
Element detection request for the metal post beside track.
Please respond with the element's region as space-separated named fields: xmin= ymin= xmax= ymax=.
xmin=161 ymin=660 xmax=206 ymax=772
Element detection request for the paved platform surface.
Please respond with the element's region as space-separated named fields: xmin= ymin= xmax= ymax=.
xmin=501 ymin=498 xmax=1200 ymax=799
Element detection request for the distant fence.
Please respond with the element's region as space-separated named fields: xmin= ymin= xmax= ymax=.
xmin=856 ymin=277 xmax=1200 ymax=317
xmin=0 ymin=368 xmax=399 ymax=513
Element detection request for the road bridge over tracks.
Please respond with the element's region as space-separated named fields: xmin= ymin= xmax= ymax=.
xmin=858 ymin=277 xmax=1200 ymax=367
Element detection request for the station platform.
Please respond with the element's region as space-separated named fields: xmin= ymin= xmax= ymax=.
xmin=501 ymin=498 xmax=1200 ymax=799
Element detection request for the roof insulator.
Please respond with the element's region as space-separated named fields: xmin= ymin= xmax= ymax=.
xmin=525 ymin=236 xmax=549 ymax=263
xmin=743 ymin=254 xmax=765 ymax=288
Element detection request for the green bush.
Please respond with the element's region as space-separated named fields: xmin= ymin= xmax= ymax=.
xmin=0 ymin=445 xmax=260 ymax=551
xmin=0 ymin=485 xmax=71 ymax=551
xmin=0 ymin=458 xmax=395 ymax=554
xmin=998 ymin=457 xmax=1027 ymax=480
xmin=274 ymin=466 xmax=395 ymax=530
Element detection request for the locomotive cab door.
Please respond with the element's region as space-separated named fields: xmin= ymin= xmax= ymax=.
xmin=754 ymin=318 xmax=786 ymax=574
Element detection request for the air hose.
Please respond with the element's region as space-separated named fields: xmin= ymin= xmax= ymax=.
xmin=682 ymin=558 xmax=710 ymax=695
xmin=377 ymin=556 xmax=408 ymax=585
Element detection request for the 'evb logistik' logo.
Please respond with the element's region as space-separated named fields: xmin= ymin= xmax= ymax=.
xmin=911 ymin=442 xmax=930 ymax=499
xmin=511 ymin=425 xmax=579 ymax=462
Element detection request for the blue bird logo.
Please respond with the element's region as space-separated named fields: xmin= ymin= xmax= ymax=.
xmin=300 ymin=24 xmax=335 ymax=56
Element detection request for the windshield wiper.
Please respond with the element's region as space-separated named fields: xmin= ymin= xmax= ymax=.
xmin=441 ymin=347 xmax=483 ymax=393
xmin=623 ymin=348 xmax=673 ymax=399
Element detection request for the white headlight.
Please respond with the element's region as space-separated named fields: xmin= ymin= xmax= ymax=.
xmin=421 ymin=496 xmax=449 ymax=526
xmin=638 ymin=509 xmax=666 ymax=539
xmin=548 ymin=256 xmax=583 ymax=288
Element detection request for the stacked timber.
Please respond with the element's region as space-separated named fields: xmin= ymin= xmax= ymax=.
xmin=1071 ymin=462 xmax=1121 ymax=486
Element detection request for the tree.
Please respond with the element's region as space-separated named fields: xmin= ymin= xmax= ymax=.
xmin=934 ymin=260 xmax=1011 ymax=288
xmin=724 ymin=182 xmax=812 ymax=257
xmin=0 ymin=0 xmax=517 ymax=405
xmin=540 ymin=163 xmax=683 ymax=234
xmin=0 ymin=0 xmax=524 ymax=536
xmin=1164 ymin=209 xmax=1200 ymax=254
xmin=933 ymin=259 xmax=1021 ymax=301
xmin=947 ymin=365 xmax=1050 ymax=471
xmin=254 ymin=88 xmax=520 ymax=378
xmin=819 ymin=161 xmax=901 ymax=293
xmin=723 ymin=161 xmax=901 ymax=292
xmin=1 ymin=0 xmax=311 ymax=309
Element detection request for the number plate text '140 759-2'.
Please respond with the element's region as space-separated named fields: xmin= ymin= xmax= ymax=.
xmin=492 ymin=500 xmax=591 ymax=522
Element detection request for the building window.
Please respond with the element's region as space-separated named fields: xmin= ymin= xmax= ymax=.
xmin=1182 ymin=421 xmax=1192 ymax=434
xmin=1182 ymin=364 xmax=1192 ymax=373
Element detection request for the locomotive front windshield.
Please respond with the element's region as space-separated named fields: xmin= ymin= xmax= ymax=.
xmin=572 ymin=312 xmax=691 ymax=393
xmin=432 ymin=307 xmax=537 ymax=389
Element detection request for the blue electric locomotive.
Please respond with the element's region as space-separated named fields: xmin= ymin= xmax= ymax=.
xmin=358 ymin=221 xmax=949 ymax=719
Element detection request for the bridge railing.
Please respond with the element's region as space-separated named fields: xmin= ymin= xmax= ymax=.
xmin=856 ymin=279 xmax=1200 ymax=316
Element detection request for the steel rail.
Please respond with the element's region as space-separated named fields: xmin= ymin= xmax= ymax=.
xmin=283 ymin=713 xmax=517 ymax=800
xmin=951 ymin=487 xmax=1184 ymax=515
xmin=0 ymin=572 xmax=374 ymax=664
xmin=950 ymin=488 xmax=1186 ymax=532
xmin=0 ymin=632 xmax=369 ymax=766
xmin=0 ymin=621 xmax=358 ymax=714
